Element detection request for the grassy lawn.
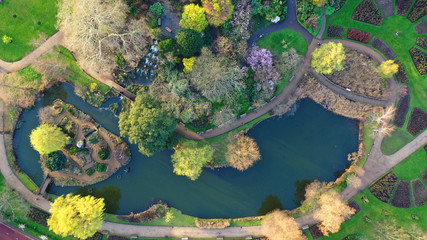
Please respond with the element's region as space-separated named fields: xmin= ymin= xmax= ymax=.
xmin=0 ymin=0 xmax=58 ymax=61
xmin=392 ymin=147 xmax=427 ymax=181
xmin=256 ymin=29 xmax=308 ymax=55
xmin=325 ymin=0 xmax=427 ymax=126
xmin=381 ymin=127 xmax=415 ymax=155
xmin=359 ymin=122 xmax=375 ymax=167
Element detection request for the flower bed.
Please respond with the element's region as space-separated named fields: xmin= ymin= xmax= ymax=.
xmin=27 ymin=207 xmax=50 ymax=226
xmin=415 ymin=18 xmax=427 ymax=34
xmin=369 ymin=172 xmax=398 ymax=203
xmin=411 ymin=179 xmax=427 ymax=207
xmin=407 ymin=0 xmax=427 ymax=22
xmin=309 ymin=224 xmax=324 ymax=239
xmin=347 ymin=28 xmax=371 ymax=43
xmin=407 ymin=107 xmax=427 ymax=135
xmin=390 ymin=180 xmax=411 ymax=208
xmin=409 ymin=47 xmax=427 ymax=75
xmin=370 ymin=37 xmax=397 ymax=59
xmin=352 ymin=0 xmax=383 ymax=26
xmin=373 ymin=0 xmax=393 ymax=17
xmin=395 ymin=60 xmax=409 ymax=83
xmin=393 ymin=89 xmax=410 ymax=127
xmin=396 ymin=0 xmax=413 ymax=16
xmin=416 ymin=37 xmax=427 ymax=50
xmin=327 ymin=25 xmax=345 ymax=38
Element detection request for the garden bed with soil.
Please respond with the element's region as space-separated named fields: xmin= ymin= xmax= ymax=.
xmin=393 ymin=88 xmax=410 ymax=127
xmin=407 ymin=107 xmax=427 ymax=135
xmin=352 ymin=0 xmax=383 ymax=26
xmin=409 ymin=47 xmax=427 ymax=75
xmin=407 ymin=0 xmax=427 ymax=22
xmin=325 ymin=49 xmax=389 ymax=99
xmin=394 ymin=60 xmax=409 ymax=83
xmin=370 ymin=37 xmax=397 ymax=59
xmin=415 ymin=18 xmax=427 ymax=34
xmin=347 ymin=28 xmax=371 ymax=43
xmin=390 ymin=180 xmax=411 ymax=208
xmin=373 ymin=0 xmax=394 ymax=17
xmin=411 ymin=178 xmax=427 ymax=207
xmin=39 ymin=100 xmax=130 ymax=186
xmin=369 ymin=172 xmax=398 ymax=203
xmin=327 ymin=25 xmax=345 ymax=38
xmin=396 ymin=0 xmax=413 ymax=16
xmin=416 ymin=37 xmax=427 ymax=50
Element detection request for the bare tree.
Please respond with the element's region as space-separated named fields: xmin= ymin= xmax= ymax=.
xmin=29 ymin=32 xmax=48 ymax=48
xmin=226 ymin=135 xmax=261 ymax=171
xmin=57 ymin=0 xmax=150 ymax=73
xmin=262 ymin=209 xmax=307 ymax=240
xmin=346 ymin=174 xmax=362 ymax=188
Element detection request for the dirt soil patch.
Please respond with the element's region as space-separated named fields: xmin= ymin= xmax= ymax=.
xmin=393 ymin=89 xmax=410 ymax=128
xmin=326 ymin=50 xmax=389 ymax=99
xmin=370 ymin=172 xmax=398 ymax=203
xmin=411 ymin=178 xmax=427 ymax=207
xmin=396 ymin=0 xmax=413 ymax=16
xmin=390 ymin=180 xmax=411 ymax=208
xmin=407 ymin=107 xmax=427 ymax=135
xmin=370 ymin=37 xmax=397 ymax=59
xmin=415 ymin=18 xmax=427 ymax=34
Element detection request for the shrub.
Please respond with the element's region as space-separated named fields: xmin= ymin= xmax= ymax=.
xmin=396 ymin=0 xmax=413 ymax=16
xmin=326 ymin=25 xmax=344 ymax=38
xmin=369 ymin=172 xmax=398 ymax=203
xmin=45 ymin=151 xmax=67 ymax=171
xmin=114 ymin=52 xmax=126 ymax=69
xmin=2 ymin=35 xmax=12 ymax=44
xmin=183 ymin=57 xmax=196 ymax=73
xmin=390 ymin=180 xmax=411 ymax=208
xmin=88 ymin=134 xmax=99 ymax=144
xmin=176 ymin=29 xmax=203 ymax=57
xmin=297 ymin=0 xmax=317 ymax=23
xmin=158 ymin=39 xmax=174 ymax=53
xmin=407 ymin=107 xmax=427 ymax=135
xmin=347 ymin=28 xmax=370 ymax=43
xmin=377 ymin=60 xmax=398 ymax=78
xmin=27 ymin=207 xmax=50 ymax=226
xmin=98 ymin=148 xmax=110 ymax=160
xmin=409 ymin=47 xmax=427 ymax=75
xmin=86 ymin=167 xmax=95 ymax=176
xmin=407 ymin=0 xmax=427 ymax=22
xmin=179 ymin=4 xmax=208 ymax=32
xmin=95 ymin=162 xmax=107 ymax=172
xmin=351 ymin=0 xmax=383 ymax=26
xmin=416 ymin=37 xmax=427 ymax=50
xmin=149 ymin=2 xmax=165 ymax=16
xmin=69 ymin=146 xmax=79 ymax=155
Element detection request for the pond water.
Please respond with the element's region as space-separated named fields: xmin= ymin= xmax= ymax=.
xmin=14 ymin=82 xmax=358 ymax=218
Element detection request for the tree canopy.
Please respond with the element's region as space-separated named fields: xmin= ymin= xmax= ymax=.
xmin=311 ymin=42 xmax=346 ymax=74
xmin=176 ymin=29 xmax=203 ymax=57
xmin=377 ymin=60 xmax=398 ymax=78
xmin=171 ymin=140 xmax=214 ymax=180
xmin=119 ymin=92 xmax=177 ymax=156
xmin=262 ymin=209 xmax=307 ymax=240
xmin=45 ymin=151 xmax=67 ymax=171
xmin=179 ymin=4 xmax=209 ymax=32
xmin=226 ymin=135 xmax=261 ymax=171
xmin=202 ymin=0 xmax=234 ymax=26
xmin=30 ymin=124 xmax=69 ymax=155
xmin=47 ymin=194 xmax=104 ymax=239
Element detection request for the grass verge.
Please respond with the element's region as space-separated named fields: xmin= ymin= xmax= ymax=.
xmin=392 ymin=147 xmax=427 ymax=181
xmin=381 ymin=127 xmax=414 ymax=155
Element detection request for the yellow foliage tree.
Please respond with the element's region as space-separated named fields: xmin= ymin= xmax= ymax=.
xmin=311 ymin=42 xmax=346 ymax=74
xmin=202 ymin=0 xmax=234 ymax=26
xmin=262 ymin=209 xmax=307 ymax=240
xmin=179 ymin=4 xmax=209 ymax=32
xmin=311 ymin=0 xmax=328 ymax=7
xmin=30 ymin=124 xmax=69 ymax=155
xmin=47 ymin=194 xmax=105 ymax=239
xmin=313 ymin=190 xmax=355 ymax=236
xmin=183 ymin=57 xmax=196 ymax=73
xmin=377 ymin=60 xmax=398 ymax=78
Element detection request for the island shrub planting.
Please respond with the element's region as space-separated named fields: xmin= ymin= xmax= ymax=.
xmin=369 ymin=172 xmax=398 ymax=203
xmin=416 ymin=37 xmax=427 ymax=50
xmin=390 ymin=180 xmax=411 ymax=208
xmin=411 ymin=179 xmax=427 ymax=207
xmin=407 ymin=0 xmax=427 ymax=22
xmin=407 ymin=107 xmax=427 ymax=135
xmin=347 ymin=28 xmax=370 ymax=43
xmin=326 ymin=25 xmax=344 ymax=38
xmin=395 ymin=0 xmax=413 ymax=16
xmin=409 ymin=47 xmax=427 ymax=75
xmin=351 ymin=0 xmax=383 ymax=26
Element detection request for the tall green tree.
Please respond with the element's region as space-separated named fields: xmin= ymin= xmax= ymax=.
xmin=47 ymin=194 xmax=104 ymax=239
xmin=176 ymin=29 xmax=203 ymax=57
xmin=179 ymin=4 xmax=208 ymax=32
xmin=311 ymin=42 xmax=346 ymax=74
xmin=119 ymin=92 xmax=177 ymax=156
xmin=30 ymin=124 xmax=69 ymax=155
xmin=171 ymin=140 xmax=214 ymax=180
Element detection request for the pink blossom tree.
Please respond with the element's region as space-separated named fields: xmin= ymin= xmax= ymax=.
xmin=231 ymin=0 xmax=252 ymax=41
xmin=246 ymin=46 xmax=280 ymax=82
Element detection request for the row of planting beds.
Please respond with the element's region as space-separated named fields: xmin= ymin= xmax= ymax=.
xmin=409 ymin=47 xmax=427 ymax=75
xmin=370 ymin=37 xmax=397 ymax=59
xmin=327 ymin=25 xmax=345 ymax=38
xmin=390 ymin=180 xmax=411 ymax=208
xmin=415 ymin=18 xmax=427 ymax=34
xmin=369 ymin=172 xmax=398 ymax=203
xmin=416 ymin=37 xmax=427 ymax=50
xmin=411 ymin=178 xmax=427 ymax=207
xmin=347 ymin=28 xmax=371 ymax=43
xmin=407 ymin=107 xmax=427 ymax=135
xmin=395 ymin=60 xmax=409 ymax=83
xmin=407 ymin=0 xmax=427 ymax=23
xmin=352 ymin=0 xmax=383 ymax=26
xmin=373 ymin=0 xmax=393 ymax=17
xmin=393 ymin=88 xmax=410 ymax=127
xmin=396 ymin=0 xmax=413 ymax=16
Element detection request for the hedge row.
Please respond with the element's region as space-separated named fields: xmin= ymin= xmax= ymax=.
xmin=347 ymin=28 xmax=371 ymax=43
xmin=409 ymin=47 xmax=427 ymax=75
xmin=369 ymin=172 xmax=398 ymax=203
xmin=407 ymin=0 xmax=427 ymax=22
xmin=407 ymin=107 xmax=427 ymax=135
xmin=327 ymin=25 xmax=345 ymax=38
xmin=390 ymin=180 xmax=411 ymax=208
xmin=396 ymin=0 xmax=413 ymax=16
xmin=393 ymin=89 xmax=410 ymax=128
xmin=352 ymin=0 xmax=383 ymax=26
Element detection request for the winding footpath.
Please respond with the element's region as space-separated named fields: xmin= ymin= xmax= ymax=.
xmin=0 ymin=0 xmax=426 ymax=238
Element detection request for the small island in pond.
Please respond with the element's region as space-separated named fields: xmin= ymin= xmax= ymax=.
xmin=34 ymin=99 xmax=130 ymax=186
